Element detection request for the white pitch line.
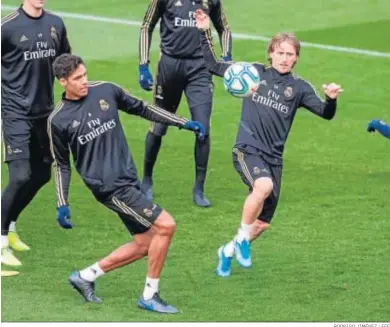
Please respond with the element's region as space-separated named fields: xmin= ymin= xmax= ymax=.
xmin=2 ymin=4 xmax=390 ymax=59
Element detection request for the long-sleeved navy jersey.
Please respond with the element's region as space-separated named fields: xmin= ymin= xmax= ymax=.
xmin=48 ymin=82 xmax=188 ymax=207
xmin=1 ymin=7 xmax=71 ymax=119
xmin=139 ymin=0 xmax=231 ymax=64
xmin=200 ymin=30 xmax=337 ymax=165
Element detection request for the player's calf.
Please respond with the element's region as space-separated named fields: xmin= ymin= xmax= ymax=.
xmin=140 ymin=212 xmax=178 ymax=312
xmin=250 ymin=220 xmax=270 ymax=242
xmin=233 ymin=178 xmax=272 ymax=268
xmin=142 ymin=130 xmax=164 ymax=201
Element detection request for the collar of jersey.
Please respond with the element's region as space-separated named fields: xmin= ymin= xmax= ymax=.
xmin=269 ymin=67 xmax=292 ymax=77
xmin=19 ymin=6 xmax=45 ymax=20
xmin=62 ymin=92 xmax=87 ymax=103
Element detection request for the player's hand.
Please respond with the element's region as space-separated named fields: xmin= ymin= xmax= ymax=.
xmin=222 ymin=56 xmax=232 ymax=62
xmin=367 ymin=119 xmax=382 ymax=133
xmin=195 ymin=9 xmax=211 ymax=30
xmin=57 ymin=205 xmax=73 ymax=229
xmin=322 ymin=83 xmax=343 ymax=99
xmin=139 ymin=64 xmax=154 ymax=91
xmin=183 ymin=121 xmax=206 ymax=141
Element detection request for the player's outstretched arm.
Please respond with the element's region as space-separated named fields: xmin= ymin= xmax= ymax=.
xmin=300 ymin=81 xmax=343 ymax=120
xmin=195 ymin=10 xmax=231 ymax=77
xmin=367 ymin=120 xmax=390 ymax=139
xmin=47 ymin=117 xmax=73 ymax=229
xmin=114 ymin=84 xmax=206 ymax=140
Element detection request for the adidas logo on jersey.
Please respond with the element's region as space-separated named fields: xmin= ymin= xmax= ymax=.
xmin=174 ymin=0 xmax=183 ymax=6
xmin=72 ymin=120 xmax=81 ymax=128
xmin=20 ymin=35 xmax=28 ymax=42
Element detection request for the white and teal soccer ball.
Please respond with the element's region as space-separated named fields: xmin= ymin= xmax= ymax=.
xmin=223 ymin=62 xmax=260 ymax=98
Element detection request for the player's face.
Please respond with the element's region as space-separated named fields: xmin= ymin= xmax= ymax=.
xmin=269 ymin=41 xmax=298 ymax=74
xmin=61 ymin=64 xmax=89 ymax=99
xmin=25 ymin=0 xmax=46 ymax=9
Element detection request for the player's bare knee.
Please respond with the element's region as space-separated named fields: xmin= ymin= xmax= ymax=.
xmin=161 ymin=217 xmax=176 ymax=237
xmin=154 ymin=211 xmax=176 ymax=237
xmin=252 ymin=178 xmax=273 ymax=201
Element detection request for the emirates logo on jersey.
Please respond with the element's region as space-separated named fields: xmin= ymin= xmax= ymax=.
xmin=174 ymin=11 xmax=197 ymax=27
xmin=23 ymin=40 xmax=56 ymax=61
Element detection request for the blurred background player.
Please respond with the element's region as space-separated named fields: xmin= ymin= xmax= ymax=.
xmin=1 ymin=0 xmax=71 ymax=266
xmin=367 ymin=119 xmax=390 ymax=140
xmin=195 ymin=10 xmax=343 ymax=276
xmin=49 ymin=54 xmax=205 ymax=313
xmin=138 ymin=0 xmax=232 ymax=207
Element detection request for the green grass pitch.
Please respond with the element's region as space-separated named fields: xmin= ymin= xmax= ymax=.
xmin=1 ymin=0 xmax=390 ymax=322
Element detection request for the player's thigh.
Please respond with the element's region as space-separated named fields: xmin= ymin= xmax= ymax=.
xmin=184 ymin=67 xmax=213 ymax=134
xmin=104 ymin=186 xmax=163 ymax=235
xmin=232 ymin=148 xmax=273 ymax=190
xmin=150 ymin=55 xmax=185 ymax=136
xmin=258 ymin=164 xmax=283 ymax=223
xmin=132 ymin=210 xmax=176 ymax=247
xmin=30 ymin=117 xmax=53 ymax=165
xmin=154 ymin=54 xmax=185 ymax=111
xmin=2 ymin=118 xmax=31 ymax=162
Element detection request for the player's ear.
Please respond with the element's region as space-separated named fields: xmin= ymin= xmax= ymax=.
xmin=58 ymin=77 xmax=67 ymax=88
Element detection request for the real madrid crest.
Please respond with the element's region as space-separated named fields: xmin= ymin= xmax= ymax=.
xmin=143 ymin=208 xmax=153 ymax=218
xmin=202 ymin=0 xmax=209 ymax=9
xmin=50 ymin=26 xmax=57 ymax=40
xmin=99 ymin=99 xmax=110 ymax=111
xmin=253 ymin=166 xmax=261 ymax=175
xmin=284 ymin=86 xmax=293 ymax=98
xmin=7 ymin=145 xmax=12 ymax=155
xmin=157 ymin=85 xmax=163 ymax=95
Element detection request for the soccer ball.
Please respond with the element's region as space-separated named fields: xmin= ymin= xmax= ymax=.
xmin=223 ymin=62 xmax=260 ymax=98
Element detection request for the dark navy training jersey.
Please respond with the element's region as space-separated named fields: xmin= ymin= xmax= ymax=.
xmin=200 ymin=30 xmax=337 ymax=165
xmin=48 ymin=82 xmax=188 ymax=207
xmin=1 ymin=7 xmax=71 ymax=119
xmin=139 ymin=0 xmax=231 ymax=63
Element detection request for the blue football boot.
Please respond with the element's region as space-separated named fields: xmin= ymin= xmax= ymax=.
xmin=234 ymin=238 xmax=252 ymax=268
xmin=216 ymin=245 xmax=232 ymax=277
xmin=137 ymin=293 xmax=179 ymax=314
xmin=68 ymin=271 xmax=102 ymax=304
